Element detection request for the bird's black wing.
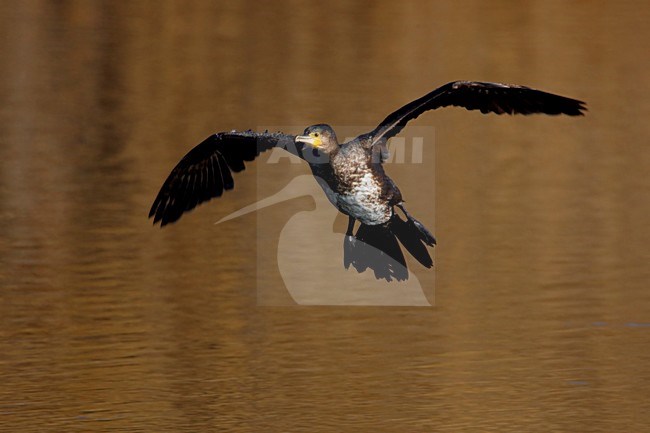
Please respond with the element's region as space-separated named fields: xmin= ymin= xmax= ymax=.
xmin=149 ymin=131 xmax=298 ymax=226
xmin=369 ymin=81 xmax=587 ymax=146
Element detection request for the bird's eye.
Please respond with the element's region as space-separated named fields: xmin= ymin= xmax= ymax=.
xmin=313 ymin=132 xmax=319 ymax=137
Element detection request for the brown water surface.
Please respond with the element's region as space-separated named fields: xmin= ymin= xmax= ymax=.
xmin=1 ymin=1 xmax=649 ymax=432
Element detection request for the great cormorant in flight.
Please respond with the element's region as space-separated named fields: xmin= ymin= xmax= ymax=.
xmin=150 ymin=81 xmax=586 ymax=266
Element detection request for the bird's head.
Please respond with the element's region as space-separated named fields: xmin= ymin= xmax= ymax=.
xmin=295 ymin=124 xmax=339 ymax=154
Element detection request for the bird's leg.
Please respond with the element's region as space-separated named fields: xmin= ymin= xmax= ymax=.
xmin=396 ymin=204 xmax=414 ymax=221
xmin=346 ymin=216 xmax=356 ymax=237
xmin=343 ymin=216 xmax=357 ymax=269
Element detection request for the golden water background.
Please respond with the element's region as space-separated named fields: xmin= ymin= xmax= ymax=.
xmin=1 ymin=1 xmax=649 ymax=431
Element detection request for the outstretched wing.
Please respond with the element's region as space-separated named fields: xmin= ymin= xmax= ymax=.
xmin=370 ymin=81 xmax=587 ymax=146
xmin=149 ymin=131 xmax=297 ymax=226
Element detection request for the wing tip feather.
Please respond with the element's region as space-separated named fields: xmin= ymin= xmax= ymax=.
xmin=149 ymin=130 xmax=294 ymax=227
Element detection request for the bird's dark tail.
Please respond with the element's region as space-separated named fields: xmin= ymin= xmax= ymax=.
xmin=342 ymin=207 xmax=435 ymax=280
xmin=387 ymin=207 xmax=435 ymax=268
